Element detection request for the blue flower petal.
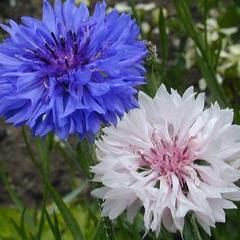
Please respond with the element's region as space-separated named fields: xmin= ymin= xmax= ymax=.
xmin=0 ymin=0 xmax=147 ymax=140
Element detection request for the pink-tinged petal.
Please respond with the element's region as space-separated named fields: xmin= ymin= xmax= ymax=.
xmin=127 ymin=199 xmax=141 ymax=223
xmin=91 ymin=84 xmax=240 ymax=236
xmin=91 ymin=186 xmax=110 ymax=198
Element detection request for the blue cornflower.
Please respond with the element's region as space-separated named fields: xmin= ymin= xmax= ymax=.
xmin=0 ymin=0 xmax=146 ymax=139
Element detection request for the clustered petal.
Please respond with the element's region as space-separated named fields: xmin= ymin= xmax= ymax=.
xmin=92 ymin=85 xmax=240 ymax=235
xmin=0 ymin=0 xmax=146 ymax=139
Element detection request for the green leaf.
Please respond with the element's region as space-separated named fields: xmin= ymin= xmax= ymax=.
xmin=173 ymin=0 xmax=228 ymax=107
xmin=0 ymin=207 xmax=21 ymax=239
xmin=0 ymin=164 xmax=24 ymax=212
xmin=53 ymin=212 xmax=62 ymax=240
xmin=75 ymin=139 xmax=96 ymax=177
xmin=91 ymin=220 xmax=106 ymax=240
xmin=128 ymin=0 xmax=142 ymax=36
xmin=183 ymin=214 xmax=203 ymax=240
xmin=44 ymin=180 xmax=84 ymax=240
xmin=21 ymin=130 xmax=85 ymax=239
xmin=44 ymin=208 xmax=58 ymax=239
xmin=61 ymin=141 xmax=86 ymax=175
xmin=11 ymin=209 xmax=29 ymax=240
xmin=22 ymin=127 xmax=39 ymax=169
xmin=35 ymin=201 xmax=47 ymax=240
xmin=46 ymin=133 xmax=55 ymax=152
xmin=158 ymin=7 xmax=169 ymax=68
xmin=0 ymin=163 xmax=35 ymax=230
xmin=35 ymin=138 xmax=50 ymax=178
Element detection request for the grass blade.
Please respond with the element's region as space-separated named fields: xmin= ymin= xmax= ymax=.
xmin=76 ymin=140 xmax=96 ymax=177
xmin=173 ymin=0 xmax=228 ymax=107
xmin=53 ymin=212 xmax=62 ymax=240
xmin=44 ymin=180 xmax=84 ymax=240
xmin=158 ymin=7 xmax=169 ymax=68
xmin=11 ymin=209 xmax=29 ymax=240
xmin=0 ymin=163 xmax=35 ymax=230
xmin=44 ymin=208 xmax=58 ymax=238
xmin=0 ymin=164 xmax=24 ymax=211
xmin=128 ymin=0 xmax=142 ymax=36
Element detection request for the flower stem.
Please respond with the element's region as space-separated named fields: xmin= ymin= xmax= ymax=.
xmin=183 ymin=213 xmax=203 ymax=240
xmin=93 ymin=153 xmax=115 ymax=239
xmin=190 ymin=214 xmax=203 ymax=240
xmin=182 ymin=213 xmax=203 ymax=240
xmin=22 ymin=126 xmax=40 ymax=169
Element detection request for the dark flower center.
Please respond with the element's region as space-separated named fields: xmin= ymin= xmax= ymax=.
xmin=31 ymin=31 xmax=83 ymax=75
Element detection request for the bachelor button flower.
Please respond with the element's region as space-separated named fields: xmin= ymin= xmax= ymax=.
xmin=0 ymin=0 xmax=146 ymax=139
xmin=92 ymin=85 xmax=240 ymax=235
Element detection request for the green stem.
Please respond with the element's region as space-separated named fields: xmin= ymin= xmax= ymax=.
xmin=22 ymin=127 xmax=39 ymax=169
xmin=22 ymin=127 xmax=50 ymax=179
xmin=22 ymin=130 xmax=85 ymax=239
xmin=203 ymin=0 xmax=208 ymax=58
xmin=90 ymin=142 xmax=115 ymax=240
xmin=129 ymin=0 xmax=143 ymax=37
xmin=183 ymin=214 xmax=203 ymax=240
xmin=80 ymin=138 xmax=116 ymax=239
xmin=190 ymin=214 xmax=203 ymax=240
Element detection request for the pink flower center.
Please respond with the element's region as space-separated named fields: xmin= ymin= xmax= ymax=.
xmin=139 ymin=132 xmax=194 ymax=181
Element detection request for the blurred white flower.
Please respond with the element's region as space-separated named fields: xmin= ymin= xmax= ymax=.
xmin=112 ymin=2 xmax=156 ymax=14
xmin=219 ymin=44 xmax=240 ymax=76
xmin=141 ymin=22 xmax=151 ymax=34
xmin=114 ymin=2 xmax=131 ymax=13
xmin=209 ymin=9 xmax=219 ymax=18
xmin=10 ymin=0 xmax=17 ymax=7
xmin=205 ymin=18 xmax=219 ymax=42
xmin=92 ymin=85 xmax=240 ymax=236
xmin=185 ymin=18 xmax=237 ymax=70
xmin=197 ymin=18 xmax=237 ymax=44
xmin=199 ymin=78 xmax=207 ymax=91
xmin=153 ymin=27 xmax=159 ymax=35
xmin=199 ymin=74 xmax=223 ymax=91
xmin=220 ymin=27 xmax=238 ymax=36
xmin=76 ymin=0 xmax=90 ymax=6
xmin=53 ymin=135 xmax=66 ymax=148
xmin=152 ymin=8 xmax=169 ymax=36
xmin=216 ymin=73 xmax=224 ymax=84
xmin=173 ymin=38 xmax=180 ymax=48
xmin=152 ymin=8 xmax=168 ymax=27
xmin=136 ymin=3 xmax=156 ymax=12
xmin=185 ymin=39 xmax=196 ymax=69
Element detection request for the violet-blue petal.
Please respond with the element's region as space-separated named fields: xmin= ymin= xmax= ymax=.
xmin=0 ymin=0 xmax=147 ymax=140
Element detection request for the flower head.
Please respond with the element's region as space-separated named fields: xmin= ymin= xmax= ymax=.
xmin=0 ymin=0 xmax=146 ymax=139
xmin=92 ymin=85 xmax=240 ymax=235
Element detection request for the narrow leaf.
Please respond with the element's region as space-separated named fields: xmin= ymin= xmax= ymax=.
xmin=173 ymin=0 xmax=228 ymax=107
xmin=44 ymin=180 xmax=84 ymax=240
xmin=158 ymin=7 xmax=169 ymax=67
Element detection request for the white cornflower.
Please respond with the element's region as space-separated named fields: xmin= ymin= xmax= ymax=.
xmin=92 ymin=85 xmax=240 ymax=236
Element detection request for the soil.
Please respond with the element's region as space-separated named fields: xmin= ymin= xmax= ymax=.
xmin=0 ymin=123 xmax=72 ymax=207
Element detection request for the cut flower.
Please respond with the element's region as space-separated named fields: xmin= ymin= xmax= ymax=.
xmin=0 ymin=0 xmax=146 ymax=139
xmin=92 ymin=85 xmax=240 ymax=235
